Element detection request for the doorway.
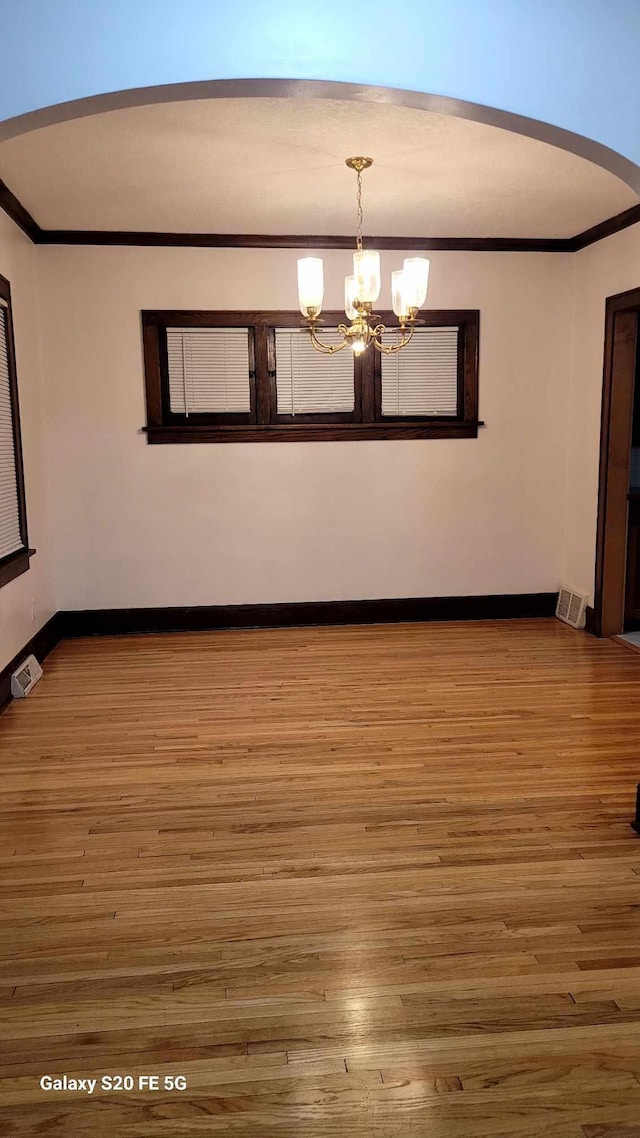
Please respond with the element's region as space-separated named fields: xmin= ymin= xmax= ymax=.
xmin=594 ymin=287 xmax=640 ymax=636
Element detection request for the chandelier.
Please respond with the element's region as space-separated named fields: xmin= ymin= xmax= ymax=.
xmin=297 ymin=157 xmax=430 ymax=356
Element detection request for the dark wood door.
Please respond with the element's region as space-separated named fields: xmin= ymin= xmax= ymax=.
xmin=624 ymin=493 xmax=640 ymax=629
xmin=597 ymin=307 xmax=638 ymax=636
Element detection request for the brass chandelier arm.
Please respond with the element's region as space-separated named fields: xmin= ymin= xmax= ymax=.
xmin=372 ymin=322 xmax=417 ymax=354
xmin=304 ymin=318 xmax=417 ymax=354
xmin=308 ymin=323 xmax=351 ymax=355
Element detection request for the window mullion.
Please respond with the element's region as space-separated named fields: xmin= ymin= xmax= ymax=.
xmin=254 ymin=325 xmax=274 ymax=425
xmin=358 ymin=349 xmax=376 ymax=423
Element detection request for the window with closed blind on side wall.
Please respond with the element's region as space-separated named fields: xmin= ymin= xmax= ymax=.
xmin=0 ymin=273 xmax=31 ymax=590
xmin=142 ymin=309 xmax=479 ymax=443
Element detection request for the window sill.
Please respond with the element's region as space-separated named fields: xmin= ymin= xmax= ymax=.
xmin=0 ymin=548 xmax=35 ymax=589
xmin=144 ymin=422 xmax=484 ymax=444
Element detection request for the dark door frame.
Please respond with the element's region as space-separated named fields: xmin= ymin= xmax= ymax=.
xmin=594 ymin=286 xmax=640 ymax=636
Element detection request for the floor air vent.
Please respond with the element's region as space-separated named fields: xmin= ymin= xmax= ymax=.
xmin=10 ymin=654 xmax=43 ymax=698
xmin=556 ymin=586 xmax=588 ymax=629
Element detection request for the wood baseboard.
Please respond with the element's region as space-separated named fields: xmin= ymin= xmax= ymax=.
xmin=59 ymin=593 xmax=558 ymax=638
xmin=584 ymin=605 xmax=596 ymax=634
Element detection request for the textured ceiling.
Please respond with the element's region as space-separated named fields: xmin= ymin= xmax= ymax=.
xmin=0 ymin=97 xmax=636 ymax=236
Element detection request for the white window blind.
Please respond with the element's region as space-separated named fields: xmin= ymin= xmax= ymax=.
xmin=381 ymin=326 xmax=459 ymax=416
xmin=0 ymin=302 xmax=22 ymax=561
xmin=275 ymin=328 xmax=355 ymax=415
xmin=167 ymin=328 xmax=251 ymax=414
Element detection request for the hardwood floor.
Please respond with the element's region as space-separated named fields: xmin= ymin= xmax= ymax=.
xmin=0 ymin=618 xmax=639 ymax=1136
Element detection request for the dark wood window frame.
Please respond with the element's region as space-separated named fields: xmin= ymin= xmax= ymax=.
xmin=0 ymin=273 xmax=32 ymax=589
xmin=142 ymin=309 xmax=481 ymax=443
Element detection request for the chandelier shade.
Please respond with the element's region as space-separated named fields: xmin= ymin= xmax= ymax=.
xmin=402 ymin=257 xmax=430 ymax=308
xmin=297 ymin=257 xmax=324 ymax=317
xmin=391 ymin=270 xmax=411 ymax=320
xmin=353 ymin=249 xmax=381 ymax=305
xmin=297 ymin=158 xmax=430 ymax=356
xmin=344 ymin=275 xmax=359 ymax=322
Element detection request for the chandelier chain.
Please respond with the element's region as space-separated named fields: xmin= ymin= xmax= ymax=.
xmin=356 ymin=169 xmax=363 ymax=252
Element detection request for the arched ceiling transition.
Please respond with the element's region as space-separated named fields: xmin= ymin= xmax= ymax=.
xmin=0 ymin=93 xmax=636 ymax=240
xmin=1 ymin=0 xmax=640 ymax=172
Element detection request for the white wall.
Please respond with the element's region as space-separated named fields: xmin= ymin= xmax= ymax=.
xmin=562 ymin=221 xmax=640 ymax=598
xmin=0 ymin=213 xmax=54 ymax=668
xmin=1 ymin=227 xmax=632 ymax=626
xmin=36 ymin=245 xmax=574 ymax=610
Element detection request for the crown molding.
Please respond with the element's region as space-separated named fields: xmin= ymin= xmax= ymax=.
xmin=0 ymin=178 xmax=638 ymax=253
xmin=35 ymin=230 xmax=575 ymax=251
xmin=0 ymin=179 xmax=41 ymax=242
xmin=569 ymin=202 xmax=640 ymax=250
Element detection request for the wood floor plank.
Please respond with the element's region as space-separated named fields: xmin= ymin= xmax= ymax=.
xmin=1 ymin=618 xmax=640 ymax=1135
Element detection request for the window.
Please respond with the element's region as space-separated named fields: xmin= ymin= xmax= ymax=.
xmin=166 ymin=328 xmax=253 ymax=418
xmin=0 ymin=273 xmax=30 ymax=589
xmin=380 ymin=327 xmax=459 ymax=416
xmin=275 ymin=328 xmax=356 ymax=418
xmin=142 ymin=309 xmax=479 ymax=443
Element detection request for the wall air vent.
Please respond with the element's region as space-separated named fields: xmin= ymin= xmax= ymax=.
xmin=10 ymin=654 xmax=43 ymax=698
xmin=556 ymin=586 xmax=588 ymax=629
